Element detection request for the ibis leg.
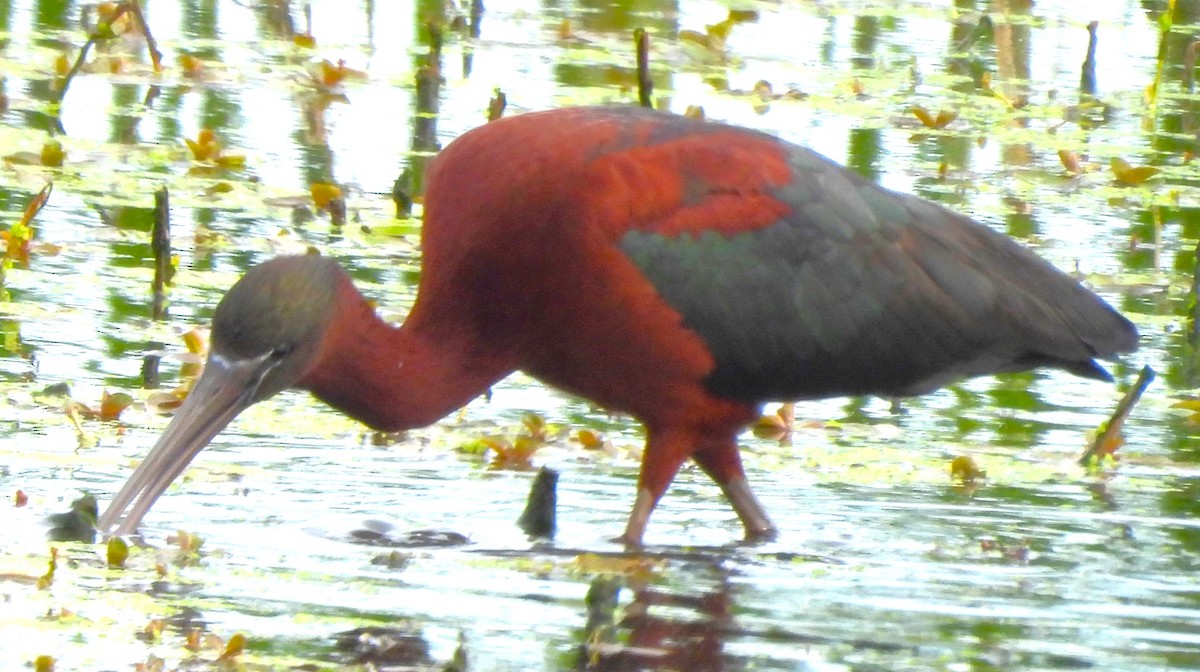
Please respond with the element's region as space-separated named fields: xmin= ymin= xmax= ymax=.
xmin=716 ymin=477 xmax=776 ymax=541
xmin=623 ymin=428 xmax=777 ymax=545
xmin=692 ymin=438 xmax=777 ymax=541
xmin=623 ymin=488 xmax=659 ymax=547
xmin=622 ymin=427 xmax=693 ymax=546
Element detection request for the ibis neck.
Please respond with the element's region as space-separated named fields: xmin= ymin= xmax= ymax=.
xmin=298 ymin=281 xmax=508 ymax=431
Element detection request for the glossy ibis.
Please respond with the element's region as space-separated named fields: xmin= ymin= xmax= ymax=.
xmin=98 ymin=106 xmax=1138 ymax=545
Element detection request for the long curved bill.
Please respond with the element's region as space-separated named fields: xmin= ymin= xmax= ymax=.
xmin=98 ymin=354 xmax=275 ymax=537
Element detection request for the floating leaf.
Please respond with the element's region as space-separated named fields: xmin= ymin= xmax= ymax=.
xmin=178 ymin=53 xmax=205 ymax=78
xmin=911 ymin=106 xmax=936 ymax=127
xmin=145 ymin=390 xmax=184 ymax=414
xmin=218 ymin=633 xmax=247 ymax=662
xmin=183 ymin=327 xmax=208 ymax=355
xmin=1111 ymin=157 xmax=1159 ymax=185
xmin=184 ymin=130 xmax=246 ymax=171
xmin=293 ymin=34 xmax=316 ymax=48
xmin=15 ymin=489 xmax=28 ymax=507
xmin=99 ymin=391 xmax=134 ymax=421
xmin=40 ymin=140 xmax=65 ymax=167
xmin=752 ymin=402 xmax=794 ymax=442
xmin=106 ymin=536 xmax=129 ymax=568
xmin=185 ymin=628 xmax=204 ymax=652
xmin=950 ymin=455 xmax=985 ymax=484
xmin=309 ymin=59 xmax=363 ymax=89
xmin=167 ymin=529 xmax=204 ymax=554
xmin=4 ymin=219 xmax=34 ymax=263
xmin=1058 ymin=149 xmax=1082 ymax=174
xmin=319 ymin=59 xmax=349 ymax=86
xmin=557 ymin=19 xmax=577 ymax=43
xmin=310 ymin=182 xmax=343 ymax=208
xmin=522 ymin=412 xmax=549 ymax=442
xmin=911 ymin=105 xmax=958 ymax=129
xmin=185 ymin=129 xmax=220 ymax=162
xmin=185 ymin=140 xmax=216 ymax=162
xmin=577 ymin=428 xmax=604 ymax=449
xmin=481 ymin=436 xmax=541 ymax=470
xmin=141 ymin=619 xmax=165 ymax=642
xmin=3 ymin=183 xmax=52 ymax=265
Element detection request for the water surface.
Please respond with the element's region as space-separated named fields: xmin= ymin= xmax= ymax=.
xmin=1 ymin=0 xmax=1198 ymax=670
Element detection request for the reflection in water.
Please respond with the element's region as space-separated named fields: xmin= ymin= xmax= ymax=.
xmin=253 ymin=0 xmax=301 ymax=38
xmin=992 ymin=1 xmax=1032 ymax=170
xmin=392 ymin=5 xmax=446 ymax=216
xmin=334 ymin=625 xmax=435 ymax=668
xmin=552 ymin=0 xmax=678 ymax=96
xmin=1081 ymin=21 xmax=1099 ymax=96
xmin=462 ymin=0 xmax=484 ymax=77
xmin=409 ymin=22 xmax=443 ymax=198
xmin=846 ymin=18 xmax=882 ymax=184
xmin=582 ymin=563 xmax=732 ymax=671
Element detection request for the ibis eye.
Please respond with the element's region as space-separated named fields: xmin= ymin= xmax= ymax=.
xmin=269 ymin=344 xmax=293 ymax=361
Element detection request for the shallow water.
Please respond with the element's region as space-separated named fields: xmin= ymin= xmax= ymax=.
xmin=1 ymin=0 xmax=1199 ymax=670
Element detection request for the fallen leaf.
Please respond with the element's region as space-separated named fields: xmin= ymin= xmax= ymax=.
xmin=577 ymin=429 xmax=604 ymax=449
xmin=217 ymin=633 xmax=247 ymax=662
xmin=40 ymin=140 xmax=65 ymax=167
xmin=99 ymin=391 xmax=134 ymax=421
xmin=950 ymin=455 xmax=985 ymax=483
xmin=1058 ymin=149 xmax=1082 ymax=174
xmin=310 ymin=182 xmax=342 ymax=208
xmin=911 ymin=105 xmax=958 ymax=129
xmin=141 ymin=619 xmax=165 ymax=642
xmin=106 ymin=536 xmax=129 ymax=568
xmin=178 ymin=54 xmax=205 ymax=77
xmin=1111 ymin=157 xmax=1159 ymax=185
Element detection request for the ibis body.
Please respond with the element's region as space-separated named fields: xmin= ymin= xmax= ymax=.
xmin=99 ymin=106 xmax=1138 ymax=544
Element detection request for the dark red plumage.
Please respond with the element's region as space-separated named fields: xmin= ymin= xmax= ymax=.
xmin=98 ymin=106 xmax=1137 ymax=545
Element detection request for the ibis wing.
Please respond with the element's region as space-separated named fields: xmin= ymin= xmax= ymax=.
xmin=618 ymin=143 xmax=1137 ymax=403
